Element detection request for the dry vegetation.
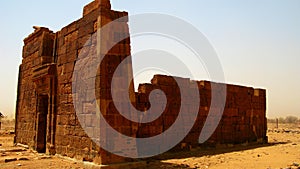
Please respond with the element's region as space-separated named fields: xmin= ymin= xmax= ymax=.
xmin=268 ymin=116 xmax=300 ymax=124
xmin=0 ymin=119 xmax=15 ymax=131
xmin=1 ymin=119 xmax=300 ymax=169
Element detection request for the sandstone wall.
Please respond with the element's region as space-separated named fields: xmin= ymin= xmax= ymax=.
xmin=50 ymin=0 xmax=135 ymax=164
xmin=136 ymin=75 xmax=267 ymax=149
xmin=15 ymin=27 xmax=55 ymax=149
xmin=16 ymin=0 xmax=136 ymax=164
xmin=15 ymin=0 xmax=267 ymax=165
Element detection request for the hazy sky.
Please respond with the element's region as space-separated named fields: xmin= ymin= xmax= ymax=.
xmin=0 ymin=0 xmax=299 ymax=118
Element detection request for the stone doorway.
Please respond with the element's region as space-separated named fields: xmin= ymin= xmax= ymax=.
xmin=36 ymin=95 xmax=48 ymax=153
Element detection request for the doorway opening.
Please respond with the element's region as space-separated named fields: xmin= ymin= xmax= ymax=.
xmin=36 ymin=95 xmax=48 ymax=153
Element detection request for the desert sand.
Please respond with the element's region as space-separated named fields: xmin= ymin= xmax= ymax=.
xmin=0 ymin=120 xmax=299 ymax=169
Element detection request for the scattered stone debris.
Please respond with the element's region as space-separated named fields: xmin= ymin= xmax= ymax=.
xmin=4 ymin=158 xmax=17 ymax=163
xmin=18 ymin=157 xmax=30 ymax=161
xmin=278 ymin=162 xmax=300 ymax=169
xmin=37 ymin=155 xmax=52 ymax=160
xmin=16 ymin=143 xmax=29 ymax=149
xmin=1 ymin=148 xmax=26 ymax=153
xmin=268 ymin=129 xmax=300 ymax=134
xmin=292 ymin=162 xmax=300 ymax=167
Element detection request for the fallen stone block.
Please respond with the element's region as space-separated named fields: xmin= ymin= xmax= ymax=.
xmin=5 ymin=158 xmax=17 ymax=163
xmin=18 ymin=157 xmax=30 ymax=161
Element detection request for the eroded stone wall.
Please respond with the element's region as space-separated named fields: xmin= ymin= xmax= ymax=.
xmin=15 ymin=0 xmax=267 ymax=165
xmin=16 ymin=0 xmax=136 ymax=164
xmin=136 ymin=75 xmax=267 ymax=150
xmin=50 ymin=0 xmax=135 ymax=164
xmin=15 ymin=27 xmax=55 ymax=149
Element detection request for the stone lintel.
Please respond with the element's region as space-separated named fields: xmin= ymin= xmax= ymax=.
xmin=32 ymin=63 xmax=57 ymax=81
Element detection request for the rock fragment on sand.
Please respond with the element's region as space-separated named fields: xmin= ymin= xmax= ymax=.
xmin=18 ymin=157 xmax=29 ymax=161
xmin=293 ymin=162 xmax=300 ymax=166
xmin=5 ymin=158 xmax=17 ymax=163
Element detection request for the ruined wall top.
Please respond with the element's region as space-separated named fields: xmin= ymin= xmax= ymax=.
xmin=23 ymin=0 xmax=112 ymax=44
xmin=23 ymin=27 xmax=53 ymax=44
xmin=83 ymin=0 xmax=111 ymax=16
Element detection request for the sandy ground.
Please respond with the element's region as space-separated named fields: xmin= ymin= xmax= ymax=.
xmin=148 ymin=123 xmax=300 ymax=169
xmin=0 ymin=120 xmax=299 ymax=169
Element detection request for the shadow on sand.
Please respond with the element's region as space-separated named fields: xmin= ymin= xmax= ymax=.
xmin=136 ymin=141 xmax=289 ymax=169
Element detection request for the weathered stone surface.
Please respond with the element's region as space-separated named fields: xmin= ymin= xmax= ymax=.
xmin=15 ymin=0 xmax=267 ymax=166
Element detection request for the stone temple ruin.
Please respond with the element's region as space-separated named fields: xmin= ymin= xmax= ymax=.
xmin=15 ymin=0 xmax=267 ymax=165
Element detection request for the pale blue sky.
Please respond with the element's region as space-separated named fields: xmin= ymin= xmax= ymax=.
xmin=0 ymin=0 xmax=299 ymax=118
